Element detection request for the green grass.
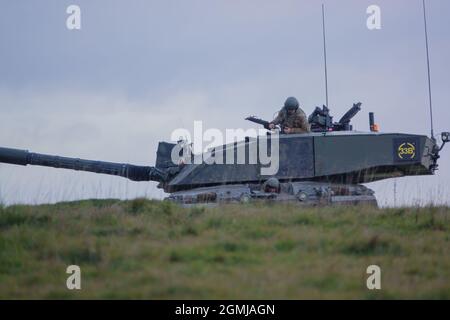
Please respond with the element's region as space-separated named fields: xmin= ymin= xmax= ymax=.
xmin=0 ymin=199 xmax=449 ymax=299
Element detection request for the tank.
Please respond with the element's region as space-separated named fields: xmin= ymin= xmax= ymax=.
xmin=0 ymin=104 xmax=448 ymax=207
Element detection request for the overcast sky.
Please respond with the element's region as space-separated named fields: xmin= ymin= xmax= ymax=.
xmin=0 ymin=0 xmax=449 ymax=206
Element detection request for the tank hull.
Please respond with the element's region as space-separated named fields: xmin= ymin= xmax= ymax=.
xmin=163 ymin=131 xmax=437 ymax=192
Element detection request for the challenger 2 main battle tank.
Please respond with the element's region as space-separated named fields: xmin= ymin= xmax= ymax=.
xmin=0 ymin=103 xmax=448 ymax=207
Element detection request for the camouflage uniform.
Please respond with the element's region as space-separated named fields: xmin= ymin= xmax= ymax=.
xmin=272 ymin=107 xmax=311 ymax=134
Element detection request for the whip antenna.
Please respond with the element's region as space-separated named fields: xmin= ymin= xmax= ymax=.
xmin=322 ymin=4 xmax=329 ymax=107
xmin=422 ymin=0 xmax=434 ymax=140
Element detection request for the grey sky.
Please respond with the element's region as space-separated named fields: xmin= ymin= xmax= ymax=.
xmin=0 ymin=0 xmax=449 ymax=206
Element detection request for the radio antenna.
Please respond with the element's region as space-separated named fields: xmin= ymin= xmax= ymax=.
xmin=321 ymin=3 xmax=329 ymax=107
xmin=422 ymin=0 xmax=434 ymax=140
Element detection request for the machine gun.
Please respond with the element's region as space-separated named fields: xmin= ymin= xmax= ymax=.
xmin=245 ymin=116 xmax=272 ymax=130
xmin=308 ymin=102 xmax=361 ymax=132
xmin=245 ymin=116 xmax=285 ymax=133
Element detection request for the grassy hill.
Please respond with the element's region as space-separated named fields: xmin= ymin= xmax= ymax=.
xmin=0 ymin=199 xmax=449 ymax=299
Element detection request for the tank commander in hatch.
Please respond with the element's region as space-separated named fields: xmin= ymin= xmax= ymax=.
xmin=268 ymin=96 xmax=311 ymax=134
xmin=262 ymin=177 xmax=281 ymax=193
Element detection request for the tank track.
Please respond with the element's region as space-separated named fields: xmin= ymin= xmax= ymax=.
xmin=166 ymin=181 xmax=377 ymax=207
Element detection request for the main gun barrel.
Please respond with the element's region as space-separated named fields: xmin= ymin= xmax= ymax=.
xmin=0 ymin=147 xmax=167 ymax=183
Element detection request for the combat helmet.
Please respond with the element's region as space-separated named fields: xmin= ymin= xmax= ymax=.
xmin=284 ymin=97 xmax=299 ymax=110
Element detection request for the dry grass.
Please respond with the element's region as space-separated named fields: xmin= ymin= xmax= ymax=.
xmin=0 ymin=199 xmax=449 ymax=299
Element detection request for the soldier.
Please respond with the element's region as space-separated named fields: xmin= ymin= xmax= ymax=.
xmin=268 ymin=97 xmax=311 ymax=134
xmin=262 ymin=177 xmax=281 ymax=193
